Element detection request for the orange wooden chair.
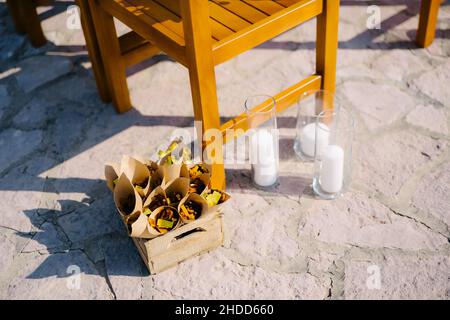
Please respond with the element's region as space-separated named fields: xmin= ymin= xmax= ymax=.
xmin=417 ymin=0 xmax=442 ymax=48
xmin=6 ymin=0 xmax=48 ymax=47
xmin=78 ymin=0 xmax=340 ymax=188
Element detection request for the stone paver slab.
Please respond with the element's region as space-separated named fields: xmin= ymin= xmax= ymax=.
xmin=412 ymin=161 xmax=450 ymax=228
xmin=354 ymin=129 xmax=447 ymax=197
xmin=151 ymin=251 xmax=329 ymax=300
xmin=341 ymin=81 xmax=415 ymax=131
xmin=300 ymin=192 xmax=448 ymax=250
xmin=344 ymin=255 xmax=450 ymax=299
xmin=412 ymin=60 xmax=450 ymax=107
xmin=0 ymin=129 xmax=43 ymax=175
xmin=406 ymin=104 xmax=449 ymax=136
xmin=15 ymin=55 xmax=73 ymax=93
xmin=5 ymin=250 xmax=113 ymax=300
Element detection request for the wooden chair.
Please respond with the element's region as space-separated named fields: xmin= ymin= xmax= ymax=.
xmin=417 ymin=0 xmax=442 ymax=48
xmin=6 ymin=0 xmax=49 ymax=47
xmin=78 ymin=0 xmax=340 ymax=188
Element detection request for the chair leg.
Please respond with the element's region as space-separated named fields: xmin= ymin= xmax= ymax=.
xmin=186 ymin=62 xmax=225 ymax=190
xmin=417 ymin=0 xmax=441 ymax=48
xmin=19 ymin=0 xmax=47 ymax=47
xmin=188 ymin=66 xmax=225 ymax=190
xmin=88 ymin=0 xmax=131 ymax=113
xmin=76 ymin=0 xmax=111 ymax=103
xmin=182 ymin=1 xmax=225 ymax=190
xmin=316 ymin=0 xmax=340 ymax=103
xmin=6 ymin=0 xmax=26 ymax=34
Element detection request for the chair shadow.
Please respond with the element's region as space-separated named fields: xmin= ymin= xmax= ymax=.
xmin=19 ymin=183 xmax=151 ymax=278
xmin=38 ymin=0 xmax=72 ymax=21
xmin=0 ymin=0 xmax=449 ymax=280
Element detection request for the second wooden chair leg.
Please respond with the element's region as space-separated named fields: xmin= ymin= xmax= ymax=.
xmin=88 ymin=0 xmax=131 ymax=113
xmin=417 ymin=0 xmax=441 ymax=48
xmin=19 ymin=0 xmax=47 ymax=48
xmin=6 ymin=0 xmax=26 ymax=34
xmin=316 ymin=0 xmax=340 ymax=99
xmin=76 ymin=0 xmax=111 ymax=103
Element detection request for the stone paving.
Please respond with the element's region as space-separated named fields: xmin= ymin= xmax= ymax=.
xmin=0 ymin=0 xmax=449 ymax=300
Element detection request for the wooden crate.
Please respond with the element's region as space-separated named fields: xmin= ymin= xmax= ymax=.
xmin=131 ymin=212 xmax=224 ymax=274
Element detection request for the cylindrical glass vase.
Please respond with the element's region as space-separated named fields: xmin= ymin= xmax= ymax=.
xmin=245 ymin=95 xmax=279 ymax=189
xmin=294 ymin=90 xmax=338 ymax=162
xmin=312 ymin=106 xmax=354 ymax=200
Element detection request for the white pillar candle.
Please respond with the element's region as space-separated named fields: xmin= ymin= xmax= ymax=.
xmin=319 ymin=144 xmax=344 ymax=193
xmin=250 ymin=129 xmax=278 ymax=187
xmin=300 ymin=123 xmax=330 ymax=157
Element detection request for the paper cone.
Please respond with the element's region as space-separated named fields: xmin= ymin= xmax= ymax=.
xmin=161 ymin=164 xmax=183 ymax=186
xmin=120 ymin=155 xmax=135 ymax=181
xmin=123 ymin=211 xmax=140 ymax=226
xmin=146 ymin=160 xmax=159 ymax=176
xmin=200 ymin=188 xmax=231 ymax=213
xmin=143 ymin=186 xmax=168 ymax=213
xmin=113 ymin=173 xmax=143 ymax=217
xmin=131 ymin=155 xmax=152 ymax=167
xmin=164 ymin=177 xmax=190 ymax=207
xmin=105 ymin=162 xmax=120 ymax=191
xmin=133 ymin=157 xmax=159 ymax=178
xmin=180 ymin=163 xmax=190 ymax=179
xmin=187 ymin=163 xmax=212 ymax=180
xmin=129 ymin=212 xmax=160 ymax=239
xmin=129 ymin=158 xmax=151 ymax=198
xmin=188 ymin=173 xmax=211 ymax=194
xmin=178 ymin=193 xmax=208 ymax=223
xmin=149 ymin=206 xmax=182 ymax=234
xmin=150 ymin=166 xmax=164 ymax=190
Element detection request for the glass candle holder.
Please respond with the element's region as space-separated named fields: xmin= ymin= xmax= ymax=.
xmin=312 ymin=106 xmax=354 ymax=200
xmin=294 ymin=90 xmax=338 ymax=162
xmin=245 ymin=95 xmax=279 ymax=188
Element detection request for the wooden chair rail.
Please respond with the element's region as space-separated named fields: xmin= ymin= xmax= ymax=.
xmin=118 ymin=32 xmax=161 ymax=67
xmin=220 ymin=74 xmax=322 ymax=143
